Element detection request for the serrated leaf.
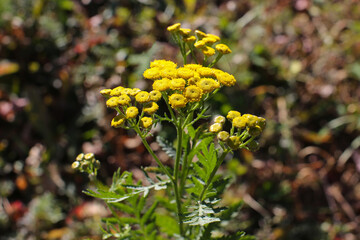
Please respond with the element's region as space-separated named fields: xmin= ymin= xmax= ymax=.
xmin=156 ymin=136 xmax=176 ymax=160
xmin=193 ymin=162 xmax=207 ymax=181
xmin=187 ymin=125 xmax=196 ymax=139
xmin=110 ymin=202 xmax=136 ymax=215
xmin=141 ymin=200 xmax=158 ymax=226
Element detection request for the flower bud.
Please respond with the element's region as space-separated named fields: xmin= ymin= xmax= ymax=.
xmin=214 ymin=116 xmax=226 ymax=124
xmin=217 ymin=131 xmax=230 ymax=141
xmin=227 ymin=136 xmax=240 ymax=150
xmin=76 ymin=153 xmax=84 ymax=161
xmin=247 ymin=139 xmax=260 ymax=151
xmin=72 ymin=161 xmax=80 ymax=169
xmin=209 ymin=123 xmax=222 ymax=133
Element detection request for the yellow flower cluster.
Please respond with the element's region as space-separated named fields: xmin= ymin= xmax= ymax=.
xmin=167 ymin=23 xmax=232 ymax=57
xmin=142 ymin=59 xmax=237 ymax=109
xmin=208 ymin=110 xmax=266 ymax=151
xmin=100 ymin=86 xmax=161 ymax=129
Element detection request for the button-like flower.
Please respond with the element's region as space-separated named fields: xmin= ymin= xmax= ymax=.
xmin=214 ymin=116 xmax=226 ymax=124
xmin=215 ymin=44 xmax=232 ymax=54
xmin=197 ymin=78 xmax=219 ymax=93
xmin=217 ymin=131 xmax=230 ymax=141
xmin=109 ymin=86 xmax=124 ymax=96
xmin=153 ymin=79 xmax=170 ymax=92
xmin=143 ymin=68 xmax=161 ymax=80
xmin=184 ymin=85 xmax=203 ymax=102
xmin=177 ymin=67 xmax=194 ymax=79
xmin=126 ymin=106 xmax=139 ymax=119
xmin=149 ymin=90 xmax=162 ymax=101
xmin=140 ymin=117 xmax=153 ymax=128
xmin=167 ymin=23 xmax=181 ymax=32
xmin=135 ymin=91 xmax=150 ymax=103
xmin=209 ymin=123 xmax=222 ymax=133
xmin=143 ymin=102 xmax=159 ymax=115
xmin=170 ymin=78 xmax=186 ymax=91
xmin=232 ymin=116 xmax=247 ymax=129
xmin=100 ymin=88 xmax=112 ymax=97
xmin=226 ymin=111 xmax=241 ymax=121
xmin=118 ymin=94 xmax=131 ymax=106
xmin=111 ymin=115 xmax=126 ymax=128
xmin=169 ymin=93 xmax=187 ymax=108
xmin=202 ymin=46 xmax=216 ymax=56
xmin=216 ymin=72 xmax=236 ymax=86
xmin=106 ymin=97 xmax=120 ymax=108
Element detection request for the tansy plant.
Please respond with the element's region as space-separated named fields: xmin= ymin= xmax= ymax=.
xmin=73 ymin=23 xmax=264 ymax=240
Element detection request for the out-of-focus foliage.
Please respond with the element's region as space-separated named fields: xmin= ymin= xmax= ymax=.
xmin=0 ymin=0 xmax=359 ymax=239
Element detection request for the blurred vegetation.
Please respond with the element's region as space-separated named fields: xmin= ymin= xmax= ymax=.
xmin=0 ymin=0 xmax=359 ymax=239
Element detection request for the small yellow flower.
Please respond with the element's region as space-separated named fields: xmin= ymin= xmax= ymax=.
xmin=214 ymin=116 xmax=226 ymax=124
xmin=184 ymin=64 xmax=202 ymax=70
xmin=160 ymin=68 xmax=177 ymax=79
xmin=170 ymin=78 xmax=186 ymax=91
xmin=140 ymin=117 xmax=153 ymax=128
xmin=216 ymin=72 xmax=236 ymax=86
xmin=242 ymin=114 xmax=258 ymax=127
xmin=169 ymin=93 xmax=187 ymax=108
xmin=150 ymin=60 xmax=177 ymax=69
xmin=118 ymin=94 xmax=131 ymax=106
xmin=217 ymin=131 xmax=230 ymax=141
xmin=209 ymin=123 xmax=222 ymax=133
xmin=106 ymin=97 xmax=120 ymax=108
xmin=143 ymin=67 xmax=161 ymax=80
xmin=100 ymin=88 xmax=112 ymax=97
xmin=122 ymin=88 xmax=132 ymax=95
xmin=206 ymin=33 xmax=220 ymax=42
xmin=76 ymin=153 xmax=84 ymax=161
xmin=153 ymin=79 xmax=170 ymax=92
xmin=84 ymin=153 xmax=94 ymax=160
xmin=215 ymin=44 xmax=232 ymax=54
xmin=143 ymin=102 xmax=159 ymax=115
xmin=111 ymin=115 xmax=126 ymax=128
xmin=195 ymin=30 xmax=207 ymax=39
xmin=202 ymin=46 xmax=216 ymax=56
xmin=72 ymin=161 xmax=80 ymax=169
xmin=179 ymin=28 xmax=191 ymax=37
xmin=184 ymin=85 xmax=203 ymax=102
xmin=232 ymin=116 xmax=247 ymax=129
xmin=177 ymin=67 xmax=194 ymax=79
xmin=129 ymin=88 xmax=141 ymax=96
xmin=126 ymin=106 xmax=139 ymax=119
xmin=167 ymin=23 xmax=181 ymax=32
xmin=227 ymin=111 xmax=241 ymax=121
xmin=149 ymin=90 xmax=162 ymax=101
xmin=194 ymin=40 xmax=206 ymax=48
xmin=109 ymin=86 xmax=124 ymax=96
xmin=183 ymin=36 xmax=196 ymax=42
xmin=197 ymin=78 xmax=219 ymax=93
xmin=135 ymin=91 xmax=150 ymax=103
xmin=202 ymin=36 xmax=218 ymax=44
xmin=196 ymin=67 xmax=215 ymax=77
xmin=227 ymin=136 xmax=240 ymax=150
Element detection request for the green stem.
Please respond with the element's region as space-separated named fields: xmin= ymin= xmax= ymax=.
xmin=208 ymin=53 xmax=223 ymax=68
xmin=199 ymin=150 xmax=230 ymax=201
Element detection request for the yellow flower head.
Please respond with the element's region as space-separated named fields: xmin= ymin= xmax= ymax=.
xmin=184 ymin=85 xmax=203 ymax=102
xmin=143 ymin=102 xmax=159 ymax=115
xmin=109 ymin=86 xmax=125 ymax=96
xmin=215 ymin=44 xmax=232 ymax=54
xmin=129 ymin=88 xmax=141 ymax=96
xmin=195 ymin=30 xmax=207 ymax=39
xmin=209 ymin=123 xmax=222 ymax=133
xmin=216 ymin=72 xmax=236 ymax=86
xmin=100 ymin=88 xmax=112 ymax=97
xmin=187 ymin=75 xmax=201 ymax=85
xmin=160 ymin=68 xmax=178 ymax=79
xmin=118 ymin=94 xmax=131 ymax=106
xmin=196 ymin=67 xmax=215 ymax=77
xmin=184 ymin=36 xmax=196 ymax=42
xmin=143 ymin=67 xmax=161 ymax=80
xmin=150 ymin=60 xmax=177 ymax=69
xmin=153 ymin=78 xmax=170 ymax=92
xmin=122 ymin=88 xmax=132 ymax=95
xmin=149 ymin=90 xmax=162 ymax=101
xmin=140 ymin=117 xmax=153 ymax=128
xmin=167 ymin=23 xmax=181 ymax=32
xmin=242 ymin=114 xmax=258 ymax=128
xmin=202 ymin=36 xmax=218 ymax=44
xmin=227 ymin=136 xmax=240 ymax=150
xmin=170 ymin=78 xmax=186 ymax=91
xmin=217 ymin=131 xmax=230 ymax=141
xmin=184 ymin=64 xmax=202 ymax=70
xmin=194 ymin=40 xmax=206 ymax=49
xmin=84 ymin=153 xmax=94 ymax=160
xmin=227 ymin=110 xmax=241 ymax=121
xmin=177 ymin=67 xmax=194 ymax=79
xmin=202 ymin=46 xmax=216 ymax=56
xmin=206 ymin=33 xmax=220 ymax=42
xmin=197 ymin=78 xmax=219 ymax=93
xmin=179 ymin=28 xmax=191 ymax=37
xmin=135 ymin=91 xmax=150 ymax=103
xmin=249 ymin=126 xmax=262 ymax=137
xmin=126 ymin=106 xmax=139 ymax=119
xmin=106 ymin=97 xmax=120 ymax=108
xmin=169 ymin=93 xmax=187 ymax=108
xmin=232 ymin=116 xmax=247 ymax=129
xmin=214 ymin=116 xmax=226 ymax=124
xmin=111 ymin=115 xmax=126 ymax=128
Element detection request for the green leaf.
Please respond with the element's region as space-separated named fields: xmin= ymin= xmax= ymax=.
xmin=187 ymin=125 xmax=196 ymax=139
xmin=140 ymin=200 xmax=158 ymax=226
xmin=155 ymin=214 xmax=180 ymax=235
xmin=110 ymin=202 xmax=135 ymax=215
xmin=156 ymin=136 xmax=176 ymax=160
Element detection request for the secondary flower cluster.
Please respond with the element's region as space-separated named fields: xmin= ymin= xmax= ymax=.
xmin=167 ymin=23 xmax=232 ymax=57
xmin=209 ymin=110 xmax=266 ymax=151
xmin=100 ymin=86 xmax=161 ymax=129
xmin=143 ymin=59 xmax=236 ymax=109
xmin=72 ymin=153 xmax=100 ymax=176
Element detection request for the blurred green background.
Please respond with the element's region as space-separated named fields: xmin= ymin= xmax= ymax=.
xmin=0 ymin=0 xmax=359 ymax=239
